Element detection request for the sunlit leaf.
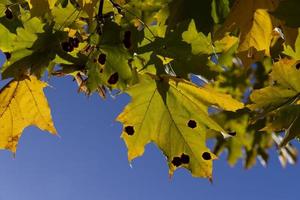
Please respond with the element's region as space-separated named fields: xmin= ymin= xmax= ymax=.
xmin=117 ymin=74 xmax=243 ymax=178
xmin=0 ymin=75 xmax=57 ymax=153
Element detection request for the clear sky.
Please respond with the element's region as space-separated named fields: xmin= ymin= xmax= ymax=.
xmin=0 ymin=53 xmax=299 ymax=200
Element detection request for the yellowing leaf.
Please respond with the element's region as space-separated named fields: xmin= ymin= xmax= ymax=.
xmin=216 ymin=0 xmax=278 ymax=66
xmin=249 ymin=59 xmax=300 ymax=111
xmin=249 ymin=59 xmax=300 ymax=146
xmin=0 ymin=76 xmax=57 ymax=153
xmin=156 ymin=55 xmax=173 ymax=65
xmin=283 ymin=28 xmax=300 ymax=60
xmin=117 ymin=74 xmax=243 ymax=178
xmin=237 ymin=9 xmax=273 ymax=53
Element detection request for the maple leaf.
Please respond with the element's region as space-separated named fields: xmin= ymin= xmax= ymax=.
xmin=249 ymin=59 xmax=300 ymax=146
xmin=283 ymin=28 xmax=300 ymax=60
xmin=182 ymin=20 xmax=214 ymax=55
xmin=86 ymin=21 xmax=133 ymax=92
xmin=0 ymin=75 xmax=57 ymax=153
xmin=216 ymin=0 xmax=278 ymax=67
xmin=117 ymin=74 xmax=243 ymax=178
xmin=0 ymin=13 xmax=69 ymax=79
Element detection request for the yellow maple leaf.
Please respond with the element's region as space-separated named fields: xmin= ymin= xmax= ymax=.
xmin=117 ymin=74 xmax=243 ymax=178
xmin=0 ymin=76 xmax=57 ymax=153
xmin=216 ymin=0 xmax=278 ymax=67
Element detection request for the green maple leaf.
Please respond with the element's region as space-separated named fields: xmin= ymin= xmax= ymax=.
xmin=182 ymin=20 xmax=214 ymax=55
xmin=210 ymin=110 xmax=274 ymax=168
xmin=249 ymin=59 xmax=300 ymax=146
xmin=167 ymin=0 xmax=214 ymax=34
xmin=85 ymin=21 xmax=134 ymax=92
xmin=0 ymin=8 xmax=73 ymax=79
xmin=283 ymin=28 xmax=300 ymax=60
xmin=136 ymin=20 xmax=228 ymax=80
xmin=86 ymin=45 xmax=133 ymax=92
xmin=117 ymin=74 xmax=243 ymax=178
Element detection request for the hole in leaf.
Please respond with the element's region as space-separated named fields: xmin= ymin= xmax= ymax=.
xmin=124 ymin=126 xmax=135 ymax=136
xmin=180 ymin=153 xmax=190 ymax=164
xmin=5 ymin=8 xmax=13 ymax=19
xmin=171 ymin=157 xmax=182 ymax=167
xmin=123 ymin=30 xmax=131 ymax=49
xmin=187 ymin=120 xmax=197 ymax=129
xmin=296 ymin=63 xmax=300 ymax=70
xmin=202 ymin=152 xmax=212 ymax=160
xmin=4 ymin=52 xmax=11 ymax=60
xmin=107 ymin=72 xmax=119 ymax=85
xmin=98 ymin=53 xmax=106 ymax=65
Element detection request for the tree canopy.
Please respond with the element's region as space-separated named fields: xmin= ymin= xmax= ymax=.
xmin=0 ymin=0 xmax=299 ymax=180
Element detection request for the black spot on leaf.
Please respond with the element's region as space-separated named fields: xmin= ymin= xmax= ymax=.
xmin=187 ymin=120 xmax=197 ymax=129
xmin=61 ymin=42 xmax=73 ymax=52
xmin=172 ymin=157 xmax=182 ymax=167
xmin=107 ymin=72 xmax=119 ymax=85
xmin=123 ymin=30 xmax=131 ymax=49
xmin=4 ymin=52 xmax=11 ymax=60
xmin=296 ymin=63 xmax=300 ymax=70
xmin=180 ymin=154 xmax=190 ymax=164
xmin=202 ymin=152 xmax=212 ymax=160
xmin=98 ymin=53 xmax=106 ymax=65
xmin=69 ymin=37 xmax=80 ymax=48
xmin=228 ymin=131 xmax=236 ymax=136
xmin=124 ymin=126 xmax=135 ymax=136
xmin=5 ymin=8 xmax=13 ymax=19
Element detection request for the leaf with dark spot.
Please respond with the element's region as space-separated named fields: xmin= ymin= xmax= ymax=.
xmin=123 ymin=31 xmax=131 ymax=49
xmin=4 ymin=52 xmax=11 ymax=60
xmin=61 ymin=42 xmax=73 ymax=52
xmin=296 ymin=63 xmax=300 ymax=70
xmin=107 ymin=72 xmax=119 ymax=85
xmin=181 ymin=154 xmax=190 ymax=164
xmin=69 ymin=37 xmax=79 ymax=48
xmin=202 ymin=152 xmax=212 ymax=160
xmin=228 ymin=131 xmax=236 ymax=136
xmin=98 ymin=53 xmax=106 ymax=65
xmin=117 ymin=74 xmax=243 ymax=178
xmin=124 ymin=126 xmax=135 ymax=136
xmin=187 ymin=120 xmax=197 ymax=128
xmin=172 ymin=157 xmax=182 ymax=167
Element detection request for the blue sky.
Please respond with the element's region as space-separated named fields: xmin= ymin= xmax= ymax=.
xmin=0 ymin=53 xmax=299 ymax=200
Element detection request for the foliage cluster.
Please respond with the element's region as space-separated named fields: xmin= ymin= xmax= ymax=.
xmin=0 ymin=0 xmax=300 ymax=179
